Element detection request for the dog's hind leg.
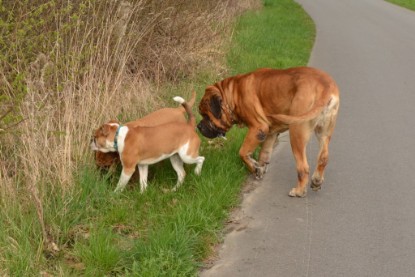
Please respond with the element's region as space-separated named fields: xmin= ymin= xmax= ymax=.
xmin=178 ymin=139 xmax=205 ymax=177
xmin=194 ymin=156 xmax=205 ymax=176
xmin=178 ymin=152 xmax=205 ymax=176
xmin=311 ymin=134 xmax=330 ymax=191
xmin=311 ymin=109 xmax=338 ymax=191
xmin=288 ymin=124 xmax=312 ymax=197
xmin=137 ymin=165 xmax=149 ymax=193
xmin=170 ymin=154 xmax=186 ymax=191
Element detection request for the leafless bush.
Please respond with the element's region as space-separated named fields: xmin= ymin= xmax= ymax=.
xmin=0 ymin=0 xmax=261 ymax=252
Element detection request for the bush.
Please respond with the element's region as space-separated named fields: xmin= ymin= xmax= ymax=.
xmin=0 ymin=0 xmax=255 ymax=187
xmin=0 ymin=0 xmax=260 ymax=274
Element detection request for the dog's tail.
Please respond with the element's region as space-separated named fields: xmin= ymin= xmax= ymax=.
xmin=173 ymin=96 xmax=196 ymax=127
xmin=178 ymin=90 xmax=196 ymax=110
xmin=187 ymin=90 xmax=196 ymax=108
xmin=269 ymin=94 xmax=339 ymax=125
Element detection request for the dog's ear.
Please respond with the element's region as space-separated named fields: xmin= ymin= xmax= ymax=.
xmin=108 ymin=119 xmax=119 ymax=124
xmin=99 ymin=124 xmax=111 ymax=137
xmin=210 ymin=95 xmax=222 ymax=119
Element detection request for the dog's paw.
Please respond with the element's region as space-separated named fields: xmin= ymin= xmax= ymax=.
xmin=254 ymin=165 xmax=266 ymax=180
xmin=311 ymin=176 xmax=324 ymax=191
xmin=311 ymin=182 xmax=322 ymax=191
xmin=288 ymin=187 xmax=307 ymax=198
xmin=161 ymin=188 xmax=171 ymax=193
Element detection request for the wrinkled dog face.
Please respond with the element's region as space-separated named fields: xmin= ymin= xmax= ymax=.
xmin=197 ymin=87 xmax=230 ymax=139
xmin=90 ymin=123 xmax=117 ymax=153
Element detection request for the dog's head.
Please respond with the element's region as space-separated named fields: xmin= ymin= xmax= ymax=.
xmin=90 ymin=120 xmax=119 ymax=153
xmin=198 ymin=86 xmax=233 ymax=139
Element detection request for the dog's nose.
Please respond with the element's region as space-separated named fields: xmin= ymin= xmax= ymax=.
xmin=197 ymin=122 xmax=209 ymax=136
xmin=90 ymin=137 xmax=98 ymax=150
xmin=197 ymin=121 xmax=217 ymax=139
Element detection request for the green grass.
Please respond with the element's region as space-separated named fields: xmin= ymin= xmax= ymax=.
xmin=50 ymin=129 xmax=247 ymax=276
xmin=228 ymin=0 xmax=315 ymax=74
xmin=0 ymin=0 xmax=315 ymax=275
xmin=386 ymin=0 xmax=415 ymax=11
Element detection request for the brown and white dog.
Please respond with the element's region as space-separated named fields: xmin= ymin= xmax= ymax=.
xmin=198 ymin=67 xmax=339 ymax=197
xmin=91 ymin=96 xmax=204 ymax=193
xmin=95 ymin=91 xmax=196 ymax=169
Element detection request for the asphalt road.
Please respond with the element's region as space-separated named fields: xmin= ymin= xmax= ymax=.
xmin=200 ymin=0 xmax=415 ymax=276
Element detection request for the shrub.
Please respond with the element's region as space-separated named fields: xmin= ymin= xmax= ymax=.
xmin=0 ymin=0 xmax=260 ymax=273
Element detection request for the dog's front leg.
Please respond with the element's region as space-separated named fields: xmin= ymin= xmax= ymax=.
xmin=114 ymin=167 xmax=135 ymax=193
xmin=258 ymin=132 xmax=278 ymax=174
xmin=137 ymin=165 xmax=149 ymax=193
xmin=239 ymin=126 xmax=268 ymax=179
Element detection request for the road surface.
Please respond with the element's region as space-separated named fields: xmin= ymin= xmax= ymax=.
xmin=201 ymin=0 xmax=415 ymax=276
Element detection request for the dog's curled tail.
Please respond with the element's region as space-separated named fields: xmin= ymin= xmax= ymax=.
xmin=177 ymin=91 xmax=196 ymax=114
xmin=173 ymin=96 xmax=196 ymax=127
xmin=187 ymin=90 xmax=196 ymax=108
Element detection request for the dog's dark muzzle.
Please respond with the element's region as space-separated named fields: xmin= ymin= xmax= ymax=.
xmin=197 ymin=119 xmax=226 ymax=139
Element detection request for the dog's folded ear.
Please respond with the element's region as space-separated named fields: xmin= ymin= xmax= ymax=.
xmin=99 ymin=124 xmax=112 ymax=137
xmin=210 ymin=95 xmax=222 ymax=119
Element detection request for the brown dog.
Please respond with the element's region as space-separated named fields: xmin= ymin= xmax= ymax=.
xmin=91 ymin=96 xmax=204 ymax=193
xmin=95 ymin=91 xmax=196 ymax=169
xmin=198 ymin=67 xmax=339 ymax=197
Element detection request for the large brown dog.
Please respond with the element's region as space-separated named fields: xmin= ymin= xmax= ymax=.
xmin=198 ymin=67 xmax=339 ymax=197
xmin=91 ymin=96 xmax=204 ymax=193
xmin=95 ymin=91 xmax=196 ymax=169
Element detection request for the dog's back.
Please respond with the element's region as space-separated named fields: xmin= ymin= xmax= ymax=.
xmin=131 ymin=91 xmax=196 ymax=127
xmin=123 ymin=95 xmax=200 ymax=163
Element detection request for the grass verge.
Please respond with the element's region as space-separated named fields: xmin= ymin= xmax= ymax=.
xmin=386 ymin=0 xmax=415 ymax=11
xmin=0 ymin=0 xmax=315 ymax=275
xmin=228 ymin=0 xmax=315 ymax=74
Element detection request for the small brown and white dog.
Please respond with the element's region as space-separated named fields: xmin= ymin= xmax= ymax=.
xmin=91 ymin=96 xmax=204 ymax=193
xmin=95 ymin=91 xmax=196 ymax=169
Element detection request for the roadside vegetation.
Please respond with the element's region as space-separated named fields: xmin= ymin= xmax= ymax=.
xmin=386 ymin=0 xmax=415 ymax=11
xmin=0 ymin=0 xmax=314 ymax=275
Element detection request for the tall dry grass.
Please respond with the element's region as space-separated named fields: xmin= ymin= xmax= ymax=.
xmin=0 ymin=0 xmax=260 ymax=250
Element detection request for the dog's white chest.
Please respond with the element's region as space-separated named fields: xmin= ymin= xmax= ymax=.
xmin=116 ymin=126 xmax=129 ymax=153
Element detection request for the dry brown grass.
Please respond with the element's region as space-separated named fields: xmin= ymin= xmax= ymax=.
xmin=0 ymin=0 xmax=261 ymax=250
